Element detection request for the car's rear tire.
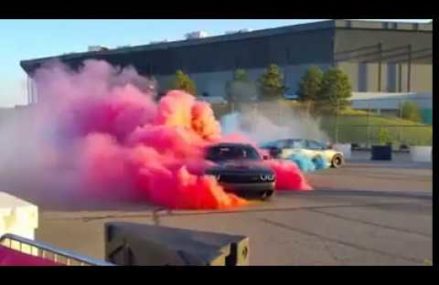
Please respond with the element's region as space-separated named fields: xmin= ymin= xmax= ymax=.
xmin=331 ymin=154 xmax=344 ymax=168
xmin=260 ymin=190 xmax=274 ymax=201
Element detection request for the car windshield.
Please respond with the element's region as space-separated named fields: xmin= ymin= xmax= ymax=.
xmin=260 ymin=141 xmax=276 ymax=148
xmin=261 ymin=140 xmax=297 ymax=149
xmin=305 ymin=140 xmax=327 ymax=149
xmin=260 ymin=140 xmax=287 ymax=148
xmin=206 ymin=145 xmax=261 ymax=162
xmin=289 ymin=140 xmax=304 ymax=148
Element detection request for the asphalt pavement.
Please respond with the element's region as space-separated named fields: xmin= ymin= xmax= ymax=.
xmin=34 ymin=151 xmax=432 ymax=265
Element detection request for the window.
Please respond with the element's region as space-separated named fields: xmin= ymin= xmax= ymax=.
xmin=358 ymin=63 xmax=368 ymax=92
xmin=274 ymin=140 xmax=289 ymax=149
xmin=306 ymin=140 xmax=324 ymax=150
xmin=387 ymin=63 xmax=397 ymax=92
xmin=288 ymin=140 xmax=304 ymax=149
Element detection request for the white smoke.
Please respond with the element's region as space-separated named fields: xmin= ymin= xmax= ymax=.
xmin=220 ymin=100 xmax=329 ymax=145
xmin=0 ymin=105 xmax=86 ymax=208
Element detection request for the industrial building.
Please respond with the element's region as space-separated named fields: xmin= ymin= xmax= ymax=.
xmin=21 ymin=19 xmax=432 ymax=106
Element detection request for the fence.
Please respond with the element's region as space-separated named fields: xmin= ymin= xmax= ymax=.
xmin=210 ymin=97 xmax=432 ymax=147
xmin=0 ymin=233 xmax=114 ymax=266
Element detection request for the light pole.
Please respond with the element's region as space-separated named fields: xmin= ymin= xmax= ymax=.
xmin=377 ymin=42 xmax=383 ymax=92
xmin=367 ymin=100 xmax=371 ymax=147
xmin=407 ymin=44 xmax=412 ymax=92
xmin=334 ymin=97 xmax=340 ymax=144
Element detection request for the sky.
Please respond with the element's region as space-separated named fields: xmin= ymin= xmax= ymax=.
xmin=0 ymin=19 xmax=431 ymax=107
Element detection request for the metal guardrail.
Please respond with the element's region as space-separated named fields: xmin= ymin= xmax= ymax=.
xmin=0 ymin=234 xmax=114 ymax=266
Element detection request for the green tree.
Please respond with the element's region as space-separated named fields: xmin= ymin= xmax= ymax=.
xmin=233 ymin=69 xmax=248 ymax=81
xmin=400 ymin=101 xmax=422 ymax=122
xmin=169 ymin=70 xmax=197 ymax=95
xmin=377 ymin=128 xmax=392 ymax=145
xmin=258 ymin=64 xmax=287 ymax=100
xmin=318 ymin=67 xmax=352 ymax=113
xmin=225 ymin=69 xmax=258 ymax=103
xmin=297 ymin=66 xmax=323 ymax=101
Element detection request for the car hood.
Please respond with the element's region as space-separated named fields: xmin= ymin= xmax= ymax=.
xmin=206 ymin=160 xmax=273 ymax=174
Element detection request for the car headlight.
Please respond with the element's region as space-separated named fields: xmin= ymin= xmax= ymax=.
xmin=260 ymin=174 xmax=275 ymax=181
xmin=205 ymin=170 xmax=220 ymax=180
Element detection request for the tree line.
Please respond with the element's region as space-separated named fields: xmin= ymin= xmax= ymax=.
xmin=168 ymin=65 xmax=353 ymax=113
xmin=168 ymin=65 xmax=422 ymax=121
xmin=168 ymin=64 xmax=288 ymax=102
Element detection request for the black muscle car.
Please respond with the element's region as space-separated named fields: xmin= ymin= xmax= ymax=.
xmin=204 ymin=143 xmax=275 ymax=200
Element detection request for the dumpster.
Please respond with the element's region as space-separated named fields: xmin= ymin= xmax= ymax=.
xmin=371 ymin=145 xmax=392 ymax=161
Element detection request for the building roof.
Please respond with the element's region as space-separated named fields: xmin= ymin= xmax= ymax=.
xmin=20 ymin=19 xmax=432 ymax=74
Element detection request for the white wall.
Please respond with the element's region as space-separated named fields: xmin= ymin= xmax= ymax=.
xmin=351 ymin=92 xmax=432 ymax=110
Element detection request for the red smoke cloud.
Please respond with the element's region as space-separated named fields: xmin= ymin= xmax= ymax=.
xmin=31 ymin=60 xmax=311 ymax=210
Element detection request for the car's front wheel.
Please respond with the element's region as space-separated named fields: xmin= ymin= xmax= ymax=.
xmin=331 ymin=154 xmax=344 ymax=168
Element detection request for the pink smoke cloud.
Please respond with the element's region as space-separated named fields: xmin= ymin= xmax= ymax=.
xmin=26 ymin=60 xmax=311 ymax=209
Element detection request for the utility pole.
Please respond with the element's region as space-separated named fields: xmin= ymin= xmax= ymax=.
xmin=407 ymin=44 xmax=412 ymax=92
xmin=398 ymin=98 xmax=403 ymax=144
xmin=367 ymin=100 xmax=371 ymax=147
xmin=334 ymin=98 xmax=340 ymax=144
xmin=398 ymin=63 xmax=402 ymax=92
xmin=377 ymin=42 xmax=383 ymax=92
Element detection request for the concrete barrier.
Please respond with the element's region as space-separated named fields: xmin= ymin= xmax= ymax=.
xmin=0 ymin=192 xmax=38 ymax=240
xmin=410 ymin=146 xmax=432 ymax=162
xmin=333 ymin=144 xmax=352 ymax=159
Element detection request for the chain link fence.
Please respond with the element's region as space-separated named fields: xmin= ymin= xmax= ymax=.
xmin=210 ymin=97 xmax=432 ymax=148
